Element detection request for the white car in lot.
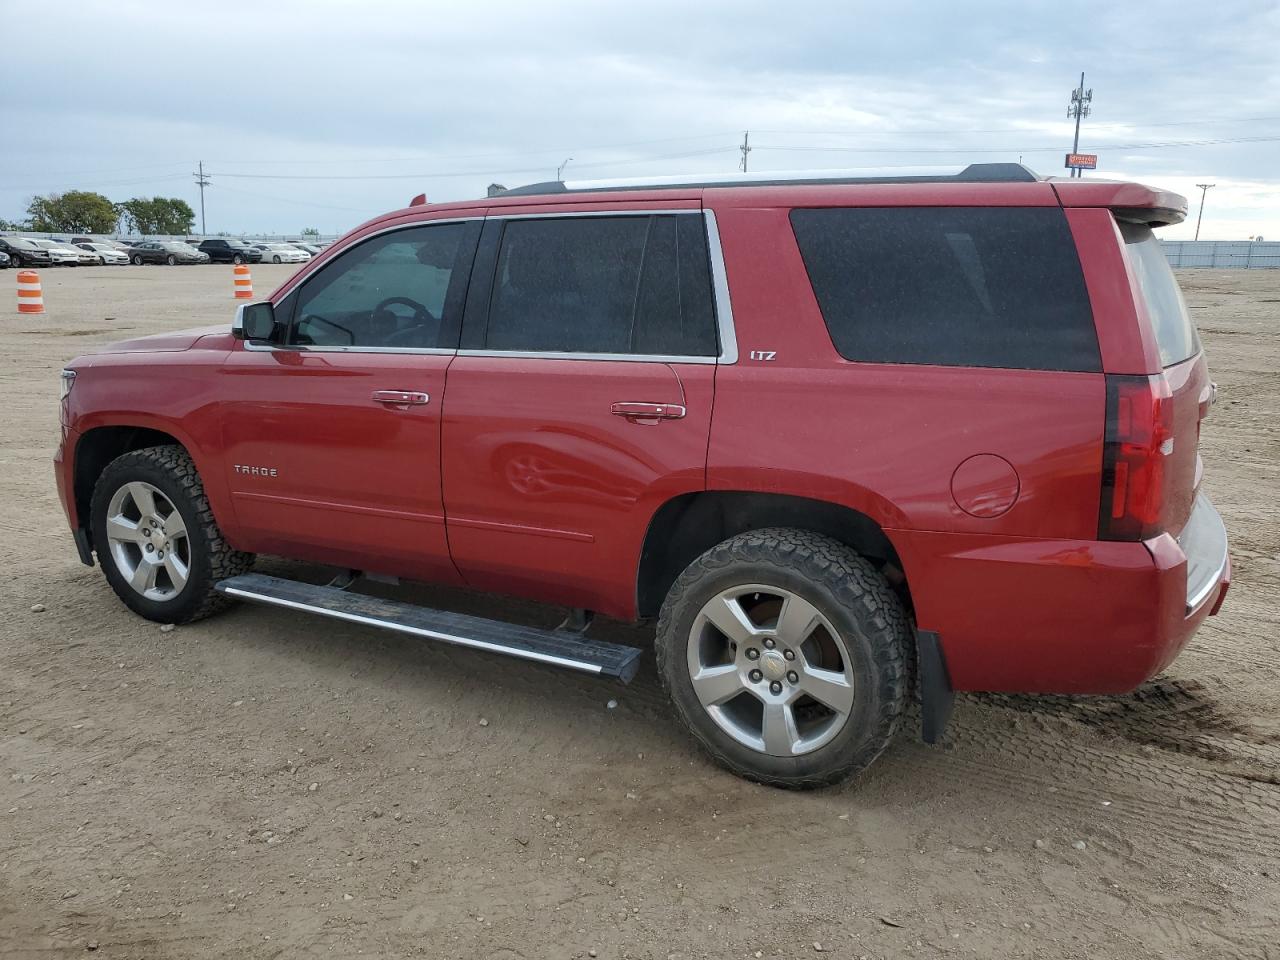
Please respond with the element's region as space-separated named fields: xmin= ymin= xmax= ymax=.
xmin=29 ymin=239 xmax=93 ymax=266
xmin=257 ymin=243 xmax=311 ymax=264
xmin=76 ymin=242 xmax=130 ymax=265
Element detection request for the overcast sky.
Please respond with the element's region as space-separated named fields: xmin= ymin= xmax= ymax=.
xmin=2 ymin=0 xmax=1277 ymax=239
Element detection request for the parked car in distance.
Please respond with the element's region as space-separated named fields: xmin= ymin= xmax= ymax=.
xmin=127 ymin=240 xmax=206 ymax=265
xmin=258 ymin=242 xmax=311 ymax=264
xmin=0 ymin=236 xmax=53 ymax=267
xmin=197 ymin=238 xmax=263 ymax=264
xmin=77 ymin=242 xmax=130 ymax=265
xmin=29 ymin=238 xmax=91 ymax=266
xmin=289 ymin=241 xmax=322 ymax=256
xmin=55 ymin=163 xmax=1229 ymax=789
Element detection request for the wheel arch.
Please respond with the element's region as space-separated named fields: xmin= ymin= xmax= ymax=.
xmin=73 ymin=425 xmax=190 ymax=551
xmin=636 ymin=490 xmax=914 ymax=619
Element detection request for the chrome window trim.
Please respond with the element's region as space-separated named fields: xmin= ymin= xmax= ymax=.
xmin=460 ymin=208 xmax=737 ymax=365
xmin=236 ymin=209 xmax=739 ymax=364
xmin=456 ymin=348 xmax=717 ymax=365
xmin=491 ymin=208 xmax=702 ymax=221
xmin=703 ymin=209 xmax=738 ymax=365
xmin=244 ymin=342 xmax=458 ymax=355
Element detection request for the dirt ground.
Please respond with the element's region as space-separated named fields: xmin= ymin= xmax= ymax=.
xmin=1 ymin=263 xmax=1277 ymax=960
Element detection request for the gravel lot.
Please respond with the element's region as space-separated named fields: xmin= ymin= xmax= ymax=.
xmin=2 ymin=263 xmax=1278 ymax=959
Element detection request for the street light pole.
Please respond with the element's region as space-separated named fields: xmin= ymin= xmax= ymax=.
xmin=1194 ymin=183 xmax=1215 ymax=241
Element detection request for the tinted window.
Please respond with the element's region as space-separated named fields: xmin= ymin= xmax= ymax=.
xmin=484 ymin=214 xmax=718 ymax=356
xmin=1119 ymin=223 xmax=1200 ymax=367
xmin=790 ymin=207 xmax=1100 ymax=371
xmin=289 ymin=223 xmax=467 ymax=349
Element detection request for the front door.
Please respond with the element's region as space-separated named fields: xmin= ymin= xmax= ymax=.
xmin=441 ymin=209 xmax=722 ymax=617
xmin=220 ymin=218 xmax=480 ymax=583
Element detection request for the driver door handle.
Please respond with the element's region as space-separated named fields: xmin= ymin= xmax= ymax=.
xmin=372 ymin=390 xmax=430 ymax=406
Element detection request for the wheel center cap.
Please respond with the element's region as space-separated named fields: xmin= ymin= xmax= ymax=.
xmin=761 ymin=650 xmax=787 ymax=681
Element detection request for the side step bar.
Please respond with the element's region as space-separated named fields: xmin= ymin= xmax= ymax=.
xmin=215 ymin=573 xmax=642 ymax=683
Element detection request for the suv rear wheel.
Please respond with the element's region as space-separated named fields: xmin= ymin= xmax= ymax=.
xmin=90 ymin=446 xmax=253 ymax=624
xmin=656 ymin=528 xmax=909 ymax=788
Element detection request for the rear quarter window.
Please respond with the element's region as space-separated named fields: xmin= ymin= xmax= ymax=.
xmin=1118 ymin=222 xmax=1201 ymax=367
xmin=790 ymin=207 xmax=1101 ymax=371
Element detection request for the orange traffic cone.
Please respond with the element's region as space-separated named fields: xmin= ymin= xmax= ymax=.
xmin=17 ymin=271 xmax=44 ymax=314
xmin=233 ymin=263 xmax=253 ymax=300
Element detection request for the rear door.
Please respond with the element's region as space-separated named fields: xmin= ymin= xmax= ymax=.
xmin=220 ymin=218 xmax=480 ymax=582
xmin=440 ymin=208 xmax=722 ymax=617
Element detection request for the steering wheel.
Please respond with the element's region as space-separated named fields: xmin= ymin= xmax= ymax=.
xmin=373 ymin=296 xmax=437 ymax=347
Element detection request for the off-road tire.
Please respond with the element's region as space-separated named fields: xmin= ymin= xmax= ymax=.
xmin=656 ymin=527 xmax=910 ymax=789
xmin=90 ymin=445 xmax=253 ymax=624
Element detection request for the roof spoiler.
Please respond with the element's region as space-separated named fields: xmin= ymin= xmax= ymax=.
xmin=1051 ymin=181 xmax=1188 ymax=227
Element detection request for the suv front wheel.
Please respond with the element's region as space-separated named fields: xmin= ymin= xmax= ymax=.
xmin=90 ymin=446 xmax=254 ymax=624
xmin=656 ymin=528 xmax=910 ymax=788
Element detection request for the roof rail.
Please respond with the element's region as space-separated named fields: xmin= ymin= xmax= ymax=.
xmin=496 ymin=163 xmax=1041 ymax=197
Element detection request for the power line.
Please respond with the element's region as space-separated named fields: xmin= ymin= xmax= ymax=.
xmin=752 ymin=134 xmax=1280 ymax=154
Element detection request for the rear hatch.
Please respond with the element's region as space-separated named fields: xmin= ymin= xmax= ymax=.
xmin=1118 ymin=222 xmax=1209 ymax=540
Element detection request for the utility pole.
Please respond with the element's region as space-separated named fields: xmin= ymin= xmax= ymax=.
xmin=193 ymin=161 xmax=210 ymax=235
xmin=1066 ymin=73 xmax=1092 ymax=179
xmin=739 ymin=131 xmax=751 ymax=172
xmin=556 ymin=157 xmax=572 ymax=182
xmin=1194 ymin=183 xmax=1215 ymax=241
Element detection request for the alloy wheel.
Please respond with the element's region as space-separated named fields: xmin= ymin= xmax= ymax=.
xmin=103 ymin=481 xmax=191 ymax=601
xmin=686 ymin=584 xmax=856 ymax=757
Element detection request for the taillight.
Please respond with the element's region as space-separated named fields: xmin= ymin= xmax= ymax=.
xmin=1099 ymin=374 xmax=1174 ymax=541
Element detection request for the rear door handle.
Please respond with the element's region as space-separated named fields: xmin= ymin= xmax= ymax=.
xmin=372 ymin=390 xmax=430 ymax=406
xmin=610 ymin=401 xmax=686 ymax=421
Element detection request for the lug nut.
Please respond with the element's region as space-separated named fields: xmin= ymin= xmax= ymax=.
xmin=769 ymin=681 xmax=783 ymax=695
xmin=145 ymin=543 xmax=154 ymax=553
xmin=157 ymin=551 xmax=164 ymax=559
xmin=763 ymin=638 xmax=776 ymax=650
xmin=142 ymin=528 xmax=151 ymax=537
xmin=787 ymin=671 xmax=799 ymax=684
xmin=749 ymin=669 xmax=763 ymax=683
xmin=783 ymin=648 xmax=795 ymax=661
xmin=745 ymin=648 xmax=760 ymax=661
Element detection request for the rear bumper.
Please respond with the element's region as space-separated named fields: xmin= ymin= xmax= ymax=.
xmin=895 ymin=495 xmax=1230 ymax=694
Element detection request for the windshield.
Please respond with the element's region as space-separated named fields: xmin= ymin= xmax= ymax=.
xmin=8 ymin=238 xmax=37 ymax=249
xmin=1120 ymin=222 xmax=1202 ymax=367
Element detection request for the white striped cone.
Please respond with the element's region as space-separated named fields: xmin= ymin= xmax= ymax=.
xmin=17 ymin=271 xmax=44 ymax=314
xmin=233 ymin=263 xmax=253 ymax=300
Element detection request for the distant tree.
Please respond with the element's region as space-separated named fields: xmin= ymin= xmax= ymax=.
xmin=118 ymin=197 xmax=195 ymax=235
xmin=25 ymin=191 xmax=120 ymax=233
xmin=0 ymin=216 xmax=27 ymax=231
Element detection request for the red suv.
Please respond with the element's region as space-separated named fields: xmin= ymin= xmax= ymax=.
xmin=55 ymin=163 xmax=1229 ymax=788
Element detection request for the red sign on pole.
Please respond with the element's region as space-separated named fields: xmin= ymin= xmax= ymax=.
xmin=1065 ymin=153 xmax=1098 ymax=170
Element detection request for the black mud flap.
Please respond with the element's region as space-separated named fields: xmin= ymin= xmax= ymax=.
xmin=916 ymin=629 xmax=955 ymax=744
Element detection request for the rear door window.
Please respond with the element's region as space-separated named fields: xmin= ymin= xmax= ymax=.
xmin=1118 ymin=222 xmax=1201 ymax=367
xmin=790 ymin=207 xmax=1101 ymax=371
xmin=483 ymin=214 xmax=718 ymax=357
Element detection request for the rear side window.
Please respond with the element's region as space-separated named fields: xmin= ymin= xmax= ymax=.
xmin=790 ymin=207 xmax=1101 ymax=371
xmin=1119 ymin=222 xmax=1200 ymax=367
xmin=484 ymin=214 xmax=718 ymax=357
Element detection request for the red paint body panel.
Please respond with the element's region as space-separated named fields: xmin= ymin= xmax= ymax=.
xmin=55 ymin=173 xmax=1230 ymax=699
xmin=440 ymin=357 xmax=714 ymax=619
xmin=218 ymin=347 xmax=461 ymax=585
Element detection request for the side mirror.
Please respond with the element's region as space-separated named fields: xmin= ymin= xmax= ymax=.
xmin=233 ymin=301 xmax=279 ymax=342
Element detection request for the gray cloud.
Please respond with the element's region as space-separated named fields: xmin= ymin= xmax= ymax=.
xmin=2 ymin=0 xmax=1276 ymax=238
